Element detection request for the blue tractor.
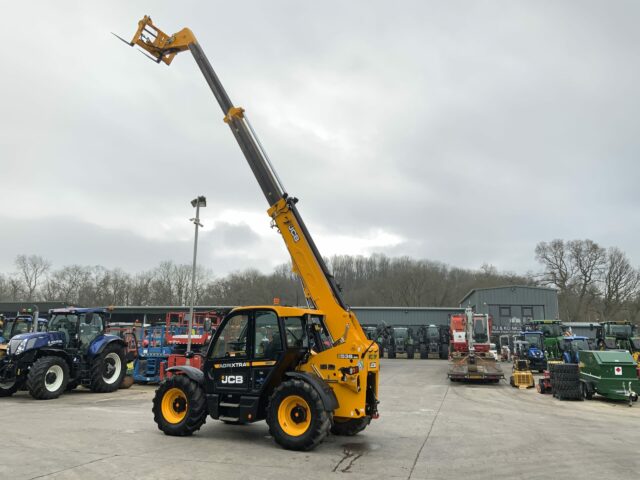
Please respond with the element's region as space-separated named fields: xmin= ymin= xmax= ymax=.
xmin=520 ymin=331 xmax=548 ymax=373
xmin=558 ymin=335 xmax=590 ymax=364
xmin=0 ymin=314 xmax=48 ymax=344
xmin=0 ymin=307 xmax=127 ymax=400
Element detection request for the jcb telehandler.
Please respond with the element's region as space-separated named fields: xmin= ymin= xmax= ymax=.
xmin=122 ymin=16 xmax=380 ymax=451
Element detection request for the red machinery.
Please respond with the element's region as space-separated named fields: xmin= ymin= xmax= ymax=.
xmin=160 ymin=310 xmax=224 ymax=380
xmin=448 ymin=307 xmax=503 ymax=382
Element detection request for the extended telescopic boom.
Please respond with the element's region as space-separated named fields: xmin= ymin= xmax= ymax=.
xmin=123 ymin=16 xmax=351 ymax=332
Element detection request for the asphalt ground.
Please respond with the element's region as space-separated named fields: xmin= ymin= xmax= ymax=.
xmin=1 ymin=359 xmax=639 ymax=480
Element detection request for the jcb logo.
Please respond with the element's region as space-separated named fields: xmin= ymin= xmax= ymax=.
xmin=288 ymin=225 xmax=300 ymax=242
xmin=221 ymin=375 xmax=243 ymax=384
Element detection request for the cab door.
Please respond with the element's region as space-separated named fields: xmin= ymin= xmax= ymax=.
xmin=206 ymin=312 xmax=251 ymax=393
xmin=249 ymin=310 xmax=284 ymax=394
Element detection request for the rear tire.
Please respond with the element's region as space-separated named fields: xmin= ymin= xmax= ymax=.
xmin=439 ymin=345 xmax=449 ymax=360
xmin=152 ymin=375 xmax=207 ymax=436
xmin=406 ymin=346 xmax=415 ymax=359
xmin=388 ymin=347 xmax=396 ymax=359
xmin=27 ymin=356 xmax=69 ymax=400
xmin=267 ymin=379 xmax=330 ymax=451
xmin=90 ymin=343 xmax=126 ymax=393
xmin=331 ymin=416 xmax=371 ymax=436
xmin=420 ymin=344 xmax=428 ymax=359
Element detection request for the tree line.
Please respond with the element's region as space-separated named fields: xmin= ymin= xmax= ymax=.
xmin=1 ymin=239 xmax=639 ymax=323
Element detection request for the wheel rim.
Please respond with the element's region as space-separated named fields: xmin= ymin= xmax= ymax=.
xmin=277 ymin=395 xmax=311 ymax=437
xmin=45 ymin=365 xmax=64 ymax=392
xmin=161 ymin=388 xmax=188 ymax=424
xmin=102 ymin=352 xmax=122 ymax=384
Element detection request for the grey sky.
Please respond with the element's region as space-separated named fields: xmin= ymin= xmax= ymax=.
xmin=1 ymin=1 xmax=638 ymax=278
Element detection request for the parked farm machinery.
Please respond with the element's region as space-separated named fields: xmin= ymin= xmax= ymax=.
xmin=448 ymin=307 xmax=503 ymax=382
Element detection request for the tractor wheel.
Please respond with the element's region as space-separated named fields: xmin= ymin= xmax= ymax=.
xmin=267 ymin=379 xmax=330 ymax=451
xmin=378 ymin=344 xmax=384 ymax=358
xmin=331 ymin=416 xmax=371 ymax=436
xmin=509 ymin=376 xmax=515 ymax=387
xmin=27 ymin=356 xmax=69 ymax=400
xmin=90 ymin=343 xmax=126 ymax=393
xmin=536 ymin=379 xmax=545 ymax=394
xmin=420 ymin=344 xmax=428 ymax=359
xmin=0 ymin=378 xmax=18 ymax=397
xmin=153 ymin=375 xmax=207 ymax=436
xmin=388 ymin=348 xmax=396 ymax=359
xmin=439 ymin=345 xmax=449 ymax=360
xmin=406 ymin=346 xmax=415 ymax=359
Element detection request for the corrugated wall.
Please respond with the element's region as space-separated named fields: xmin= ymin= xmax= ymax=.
xmin=353 ymin=307 xmax=464 ymax=327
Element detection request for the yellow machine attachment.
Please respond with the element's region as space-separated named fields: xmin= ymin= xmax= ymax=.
xmin=510 ymin=359 xmax=535 ymax=389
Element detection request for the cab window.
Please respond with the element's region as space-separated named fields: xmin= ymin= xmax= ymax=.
xmin=212 ymin=314 xmax=249 ymax=358
xmin=254 ymin=311 xmax=282 ymax=359
xmin=283 ymin=317 xmax=307 ymax=349
xmin=308 ymin=315 xmax=332 ymax=352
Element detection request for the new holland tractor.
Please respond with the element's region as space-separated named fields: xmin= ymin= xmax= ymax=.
xmin=0 ymin=307 xmax=127 ymax=399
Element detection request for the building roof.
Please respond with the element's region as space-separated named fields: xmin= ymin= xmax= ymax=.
xmin=459 ymin=285 xmax=558 ymax=305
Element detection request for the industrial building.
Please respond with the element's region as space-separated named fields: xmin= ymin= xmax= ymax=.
xmin=459 ymin=285 xmax=559 ymax=334
xmin=0 ymin=287 xmax=557 ymax=332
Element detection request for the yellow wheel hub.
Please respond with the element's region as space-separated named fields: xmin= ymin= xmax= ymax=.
xmin=277 ymin=395 xmax=311 ymax=437
xmin=161 ymin=388 xmax=188 ymax=424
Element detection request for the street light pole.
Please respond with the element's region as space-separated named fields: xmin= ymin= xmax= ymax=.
xmin=187 ymin=195 xmax=206 ymax=365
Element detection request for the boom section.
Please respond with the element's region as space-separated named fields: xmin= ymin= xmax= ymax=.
xmin=126 ymin=17 xmax=350 ymax=325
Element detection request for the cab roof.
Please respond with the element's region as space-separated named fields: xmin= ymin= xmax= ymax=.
xmin=229 ymin=306 xmax=321 ymax=317
xmin=49 ymin=307 xmax=108 ymax=314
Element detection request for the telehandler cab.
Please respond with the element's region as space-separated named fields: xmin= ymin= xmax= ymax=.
xmin=122 ymin=16 xmax=380 ymax=451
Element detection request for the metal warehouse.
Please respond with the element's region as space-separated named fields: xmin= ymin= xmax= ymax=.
xmin=352 ymin=307 xmax=464 ymax=327
xmin=459 ymin=285 xmax=559 ymax=334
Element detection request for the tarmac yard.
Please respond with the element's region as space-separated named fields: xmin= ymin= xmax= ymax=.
xmin=1 ymin=360 xmax=639 ymax=480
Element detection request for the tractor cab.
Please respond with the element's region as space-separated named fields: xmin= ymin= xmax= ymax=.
xmin=558 ymin=336 xmax=589 ymax=364
xmin=0 ymin=315 xmax=47 ymax=342
xmin=48 ymin=308 xmax=107 ymax=351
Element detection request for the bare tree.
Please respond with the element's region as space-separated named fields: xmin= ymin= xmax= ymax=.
xmin=535 ymin=240 xmax=574 ymax=290
xmin=602 ymin=247 xmax=640 ymax=319
xmin=14 ymin=255 xmax=51 ymax=301
xmin=568 ymin=239 xmax=606 ymax=319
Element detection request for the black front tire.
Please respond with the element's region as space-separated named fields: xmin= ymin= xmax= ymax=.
xmin=267 ymin=379 xmax=331 ymax=451
xmin=406 ymin=346 xmax=415 ymax=359
xmin=27 ymin=356 xmax=69 ymax=400
xmin=388 ymin=348 xmax=396 ymax=359
xmin=0 ymin=379 xmax=18 ymax=397
xmin=420 ymin=344 xmax=428 ymax=359
xmin=90 ymin=343 xmax=126 ymax=393
xmin=331 ymin=416 xmax=371 ymax=436
xmin=152 ymin=375 xmax=207 ymax=436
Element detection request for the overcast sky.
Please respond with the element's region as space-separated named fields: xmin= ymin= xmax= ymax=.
xmin=1 ymin=1 xmax=638 ymax=278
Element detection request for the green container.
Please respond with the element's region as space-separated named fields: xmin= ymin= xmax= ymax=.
xmin=580 ymin=350 xmax=639 ymax=402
